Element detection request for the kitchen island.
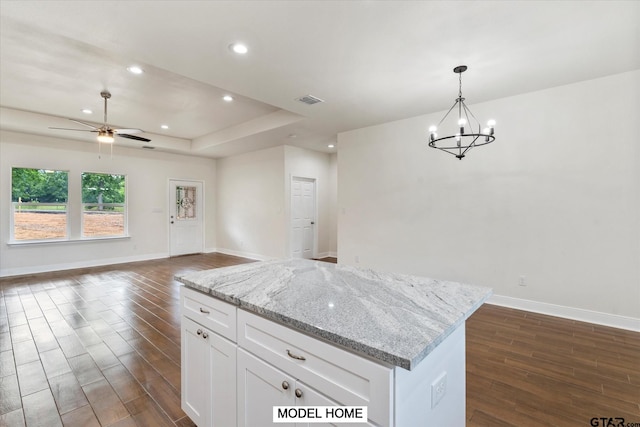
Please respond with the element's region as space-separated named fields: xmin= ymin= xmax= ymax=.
xmin=176 ymin=259 xmax=492 ymax=427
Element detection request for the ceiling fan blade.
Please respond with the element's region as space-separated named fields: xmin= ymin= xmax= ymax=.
xmin=69 ymin=119 xmax=99 ymax=130
xmin=49 ymin=127 xmax=97 ymax=132
xmin=117 ymin=133 xmax=151 ymax=142
xmin=114 ymin=128 xmax=143 ymax=134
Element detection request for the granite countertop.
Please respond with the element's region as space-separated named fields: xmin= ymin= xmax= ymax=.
xmin=176 ymin=259 xmax=492 ymax=370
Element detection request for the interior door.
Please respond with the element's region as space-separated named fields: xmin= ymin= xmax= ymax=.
xmin=291 ymin=177 xmax=316 ymax=259
xmin=169 ymin=180 xmax=204 ymax=256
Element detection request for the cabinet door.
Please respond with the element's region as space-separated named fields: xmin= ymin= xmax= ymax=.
xmin=238 ymin=348 xmax=295 ymax=427
xmin=209 ymin=331 xmax=237 ymax=427
xmin=182 ymin=317 xmax=209 ymax=427
xmin=294 ymin=382 xmax=373 ymax=427
xmin=294 ymin=382 xmax=339 ymax=427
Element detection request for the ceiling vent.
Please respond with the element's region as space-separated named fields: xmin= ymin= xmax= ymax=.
xmin=296 ymin=95 xmax=324 ymax=105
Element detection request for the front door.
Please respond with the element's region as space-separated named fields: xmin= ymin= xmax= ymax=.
xmin=291 ymin=177 xmax=316 ymax=259
xmin=169 ymin=180 xmax=204 ymax=256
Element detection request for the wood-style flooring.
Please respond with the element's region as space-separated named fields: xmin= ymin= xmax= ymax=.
xmin=0 ymin=253 xmax=638 ymax=426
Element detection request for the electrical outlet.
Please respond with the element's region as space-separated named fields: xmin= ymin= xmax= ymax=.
xmin=354 ymin=255 xmax=360 ymax=264
xmin=431 ymin=372 xmax=447 ymax=408
xmin=518 ymin=275 xmax=526 ymax=286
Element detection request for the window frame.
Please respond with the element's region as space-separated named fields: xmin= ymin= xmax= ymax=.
xmin=10 ymin=167 xmax=70 ymax=243
xmin=81 ymin=172 xmax=128 ymax=239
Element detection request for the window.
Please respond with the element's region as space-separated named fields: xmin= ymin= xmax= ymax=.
xmin=11 ymin=168 xmax=69 ymax=241
xmin=176 ymin=185 xmax=197 ymax=220
xmin=81 ymin=172 xmax=126 ymax=238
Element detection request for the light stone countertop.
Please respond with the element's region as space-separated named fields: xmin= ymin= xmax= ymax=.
xmin=176 ymin=259 xmax=492 ymax=370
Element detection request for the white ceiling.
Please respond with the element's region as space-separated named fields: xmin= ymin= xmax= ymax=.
xmin=1 ymin=1 xmax=638 ymax=158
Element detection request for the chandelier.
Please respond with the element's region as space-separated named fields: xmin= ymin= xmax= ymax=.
xmin=428 ymin=65 xmax=495 ymax=159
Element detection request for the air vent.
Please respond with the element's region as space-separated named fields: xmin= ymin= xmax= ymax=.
xmin=296 ymin=95 xmax=324 ymax=105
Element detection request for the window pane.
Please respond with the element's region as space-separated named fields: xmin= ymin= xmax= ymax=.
xmin=176 ymin=186 xmax=196 ymax=220
xmin=83 ymin=205 xmax=125 ymax=237
xmin=11 ymin=168 xmax=68 ymax=240
xmin=82 ymin=173 xmax=126 ymax=237
xmin=13 ymin=203 xmax=68 ymax=240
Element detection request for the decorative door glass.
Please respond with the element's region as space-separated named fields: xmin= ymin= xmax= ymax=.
xmin=176 ymin=186 xmax=196 ymax=220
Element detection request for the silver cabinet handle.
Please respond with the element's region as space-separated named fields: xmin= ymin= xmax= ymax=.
xmin=196 ymin=329 xmax=202 ymax=336
xmin=282 ymin=381 xmax=289 ymax=390
xmin=286 ymin=349 xmax=306 ymax=361
xmin=295 ymin=389 xmax=303 ymax=398
xmin=199 ymin=307 xmax=210 ymax=314
xmin=202 ymin=331 xmax=208 ymax=339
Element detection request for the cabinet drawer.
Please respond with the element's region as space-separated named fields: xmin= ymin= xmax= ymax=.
xmin=237 ymin=309 xmax=392 ymax=426
xmin=181 ymin=287 xmax=236 ymax=342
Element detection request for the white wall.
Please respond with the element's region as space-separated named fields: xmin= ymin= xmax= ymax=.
xmin=0 ymin=130 xmax=217 ymax=276
xmin=337 ymin=70 xmax=640 ymax=325
xmin=216 ymin=145 xmax=338 ymax=260
xmin=284 ymin=145 xmax=336 ymax=258
xmin=216 ymin=146 xmax=286 ymax=259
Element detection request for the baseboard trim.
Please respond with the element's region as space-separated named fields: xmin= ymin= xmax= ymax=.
xmin=0 ymin=252 xmax=169 ymax=278
xmin=316 ymin=251 xmax=337 ymax=259
xmin=214 ymin=248 xmax=274 ymax=262
xmin=488 ymin=294 xmax=640 ymax=332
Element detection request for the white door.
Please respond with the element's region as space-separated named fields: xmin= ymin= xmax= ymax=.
xmin=291 ymin=177 xmax=316 ymax=259
xmin=169 ymin=180 xmax=203 ymax=256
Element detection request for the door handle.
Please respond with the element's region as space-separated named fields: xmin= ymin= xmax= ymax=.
xmin=310 ymin=221 xmax=315 ymax=225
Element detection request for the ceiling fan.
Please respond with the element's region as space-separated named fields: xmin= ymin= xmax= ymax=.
xmin=49 ymin=91 xmax=151 ymax=143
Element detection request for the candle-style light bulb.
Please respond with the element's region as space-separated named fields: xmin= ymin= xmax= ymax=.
xmin=429 ymin=125 xmax=437 ymax=142
xmin=458 ymin=118 xmax=466 ymax=135
xmin=487 ymin=119 xmax=495 ymax=136
xmin=483 ymin=127 xmax=491 ymax=142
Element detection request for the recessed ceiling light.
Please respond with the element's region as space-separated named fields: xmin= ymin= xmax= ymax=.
xmin=127 ymin=66 xmax=144 ymax=75
xmin=229 ymin=43 xmax=248 ymax=54
xmin=223 ymin=95 xmax=234 ymax=102
xmin=328 ymin=144 xmax=335 ymax=148
xmin=288 ymin=134 xmax=297 ymax=139
xmin=82 ymin=109 xmax=93 ymax=114
xmin=161 ymin=125 xmax=169 ymax=130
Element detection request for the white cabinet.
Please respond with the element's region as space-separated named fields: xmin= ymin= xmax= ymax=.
xmin=181 ymin=286 xmax=467 ymax=427
xmin=181 ymin=288 xmax=237 ymax=427
xmin=237 ymin=348 xmax=295 ymax=427
xmin=237 ymin=348 xmax=351 ymax=427
xmin=237 ymin=310 xmax=387 ymax=426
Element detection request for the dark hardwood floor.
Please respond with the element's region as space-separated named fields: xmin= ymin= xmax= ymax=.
xmin=0 ymin=253 xmax=638 ymax=426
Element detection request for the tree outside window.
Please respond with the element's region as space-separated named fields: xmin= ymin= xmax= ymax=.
xmin=81 ymin=172 xmax=127 ymax=237
xmin=11 ymin=168 xmax=69 ymax=240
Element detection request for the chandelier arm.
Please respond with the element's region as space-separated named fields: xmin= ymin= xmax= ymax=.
xmin=437 ymin=100 xmax=460 ymax=128
xmin=460 ymin=135 xmax=481 ymax=157
xmin=433 ymin=146 xmax=462 ymax=158
xmin=461 ymin=100 xmax=483 ymax=130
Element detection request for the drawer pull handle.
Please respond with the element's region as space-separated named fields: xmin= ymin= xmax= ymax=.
xmin=196 ymin=329 xmax=203 ymax=336
xmin=281 ymin=381 xmax=289 ymax=390
xmin=286 ymin=349 xmax=306 ymax=361
xmin=199 ymin=307 xmax=210 ymax=314
xmin=295 ymin=388 xmax=303 ymax=398
xmin=202 ymin=332 xmax=208 ymax=339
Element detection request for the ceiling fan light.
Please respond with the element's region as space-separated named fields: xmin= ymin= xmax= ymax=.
xmin=97 ymin=130 xmax=114 ymax=143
